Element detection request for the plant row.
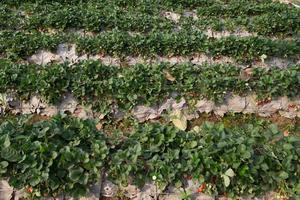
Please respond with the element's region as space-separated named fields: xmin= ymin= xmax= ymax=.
xmin=1 ymin=0 xmax=299 ymax=36
xmin=1 ymin=0 xmax=273 ymax=10
xmin=0 ymin=115 xmax=299 ymax=198
xmin=194 ymin=0 xmax=300 ymax=36
xmin=1 ymin=0 xmax=214 ymax=9
xmin=193 ymin=13 xmax=300 ymax=37
xmin=0 ymin=4 xmax=176 ymax=33
xmin=196 ymin=0 xmax=298 ymax=18
xmin=1 ymin=59 xmax=300 ymax=113
xmin=1 ymin=30 xmax=299 ymax=62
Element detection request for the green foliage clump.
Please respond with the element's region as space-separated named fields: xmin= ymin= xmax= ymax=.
xmin=1 ymin=60 xmax=300 ymax=112
xmin=0 ymin=115 xmax=108 ymax=198
xmin=0 ymin=115 xmax=299 ymax=198
xmin=1 ymin=30 xmax=299 ymax=61
xmin=108 ymin=122 xmax=300 ymax=198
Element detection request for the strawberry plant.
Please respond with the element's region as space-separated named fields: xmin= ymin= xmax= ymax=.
xmin=1 ymin=115 xmax=299 ymax=198
xmin=0 ymin=31 xmax=63 ymax=60
xmin=22 ymin=3 xmax=175 ymax=33
xmin=2 ymin=29 xmax=299 ymax=62
xmin=108 ymin=121 xmax=300 ymax=198
xmin=4 ymin=1 xmax=298 ymax=37
xmin=0 ymin=60 xmax=300 ymax=112
xmin=197 ymin=0 xmax=290 ymax=17
xmin=0 ymin=115 xmax=108 ymax=198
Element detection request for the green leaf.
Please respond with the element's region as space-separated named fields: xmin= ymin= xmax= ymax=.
xmin=69 ymin=167 xmax=84 ymax=182
xmin=79 ymin=173 xmax=89 ymax=185
xmin=261 ymin=163 xmax=269 ymax=171
xmin=0 ymin=161 xmax=8 ymax=174
xmin=37 ymin=127 xmax=50 ymax=138
xmin=1 ymin=147 xmax=20 ymax=162
xmin=49 ymin=177 xmax=60 ymax=191
xmin=3 ymin=135 xmax=10 ymax=148
xmin=242 ymin=151 xmax=251 ymax=159
xmin=29 ymin=176 xmax=41 ymax=187
xmin=279 ymin=171 xmax=289 ymax=179
xmin=71 ymin=184 xmax=87 ymax=198
xmin=225 ymin=168 xmax=235 ymax=177
xmin=222 ymin=175 xmax=231 ymax=187
xmin=189 ymin=141 xmax=198 ymax=148
xmin=269 ymin=124 xmax=279 ymax=134
xmin=175 ymin=180 xmax=182 ymax=188
xmin=238 ymin=165 xmax=249 ymax=176
xmin=0 ymin=161 xmax=8 ymax=168
xmin=51 ymin=151 xmax=58 ymax=159
xmin=283 ymin=144 xmax=293 ymax=151
xmin=171 ymin=110 xmax=187 ymax=131
xmin=0 ymin=161 xmax=9 ymax=167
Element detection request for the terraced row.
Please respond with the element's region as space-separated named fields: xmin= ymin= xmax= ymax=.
xmin=0 ymin=114 xmax=299 ymax=198
xmin=1 ymin=30 xmax=299 ymax=62
xmin=0 ymin=0 xmax=284 ymax=10
xmin=1 ymin=0 xmax=299 ymax=36
xmin=1 ymin=59 xmax=300 ymax=113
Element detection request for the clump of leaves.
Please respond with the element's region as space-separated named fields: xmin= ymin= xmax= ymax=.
xmin=1 ymin=60 xmax=300 ymax=113
xmin=1 ymin=29 xmax=299 ymax=62
xmin=0 ymin=115 xmax=300 ymax=198
xmin=108 ymin=122 xmax=300 ymax=198
xmin=0 ymin=115 xmax=108 ymax=198
xmin=2 ymin=0 xmax=299 ymax=37
xmin=195 ymin=123 xmax=300 ymax=197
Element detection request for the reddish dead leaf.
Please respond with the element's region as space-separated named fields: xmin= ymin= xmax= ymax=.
xmin=73 ymin=107 xmax=82 ymax=116
xmin=256 ymin=98 xmax=271 ymax=106
xmin=99 ymin=52 xmax=105 ymax=57
xmin=197 ymin=183 xmax=206 ymax=193
xmin=183 ymin=174 xmax=193 ymax=180
xmin=288 ymin=104 xmax=297 ymax=110
xmin=44 ymin=193 xmax=49 ymax=197
xmin=283 ymin=130 xmax=289 ymax=137
xmin=96 ymin=123 xmax=103 ymax=130
xmin=163 ymin=69 xmax=176 ymax=82
xmin=187 ymin=92 xmax=198 ymax=97
xmin=26 ymin=186 xmax=33 ymax=193
xmin=98 ymin=113 xmax=106 ymax=120
xmin=211 ymin=176 xmax=217 ymax=184
xmin=222 ymin=192 xmax=228 ymax=200
xmin=244 ymin=68 xmax=253 ymax=76
xmin=278 ymin=191 xmax=289 ymax=200
xmin=213 ymin=55 xmax=222 ymax=60
xmin=240 ymin=67 xmax=253 ymax=80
